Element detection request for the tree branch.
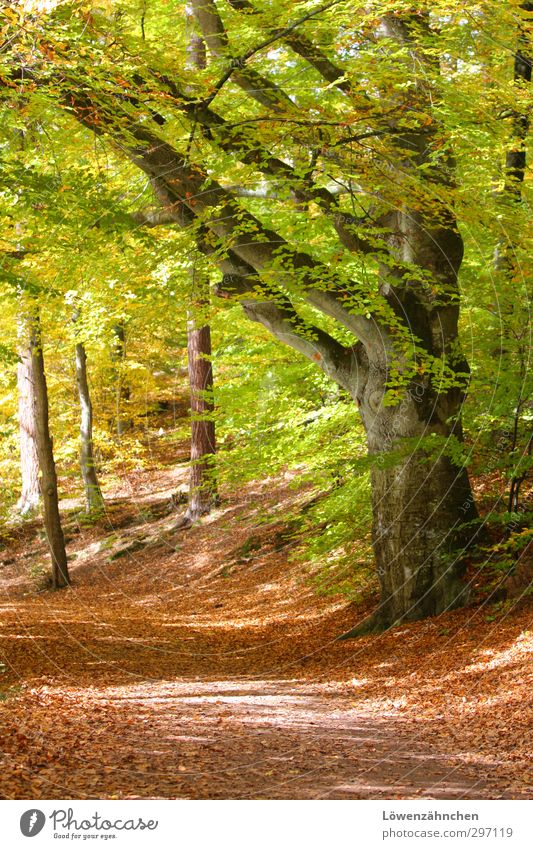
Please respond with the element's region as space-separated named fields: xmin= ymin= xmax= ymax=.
xmin=225 ymin=0 xmax=360 ymax=97
xmin=191 ymin=0 xmax=294 ymax=113
xmin=41 ymin=55 xmax=382 ymax=258
xmin=135 ymin=184 xmax=367 ymax=393
xmin=118 ymin=120 xmax=383 ymax=348
xmin=205 ymin=0 xmax=348 ymax=106
xmin=131 ymin=207 xmax=178 ymax=227
xmin=14 ymin=64 xmax=384 ymax=351
xmin=239 ymin=299 xmax=363 ymax=398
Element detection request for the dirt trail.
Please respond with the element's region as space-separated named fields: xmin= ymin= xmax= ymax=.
xmin=0 ymin=457 xmax=531 ymax=799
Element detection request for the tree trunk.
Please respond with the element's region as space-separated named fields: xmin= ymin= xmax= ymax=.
xmin=112 ymin=321 xmax=131 ymax=437
xmin=75 ymin=342 xmax=104 ymax=513
xmin=369 ymin=449 xmax=476 ymax=629
xmin=29 ymin=314 xmax=70 ymax=588
xmin=340 ymin=380 xmax=479 ymax=635
xmin=16 ymin=325 xmax=40 ymax=515
xmin=499 ymin=2 xmax=531 ymax=513
xmin=339 ymin=19 xmax=482 ymax=634
xmin=184 ymin=310 xmax=217 ymax=522
xmin=503 ymin=1 xmax=532 ymax=196
xmin=341 ymin=207 xmax=479 ymax=635
xmin=180 ymin=12 xmax=217 ymax=525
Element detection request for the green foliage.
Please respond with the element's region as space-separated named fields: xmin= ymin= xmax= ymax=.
xmin=213 ymin=309 xmax=363 ymax=484
xmin=488 ymin=521 xmax=533 ymax=566
xmin=300 ymin=473 xmax=376 ymax=602
xmin=0 ymin=0 xmax=530 ymax=602
xmin=210 ymin=306 xmax=374 ymax=586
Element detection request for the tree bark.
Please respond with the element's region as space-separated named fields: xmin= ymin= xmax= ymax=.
xmin=179 ymin=9 xmax=218 ymax=525
xmin=16 ymin=323 xmax=40 ymax=515
xmin=370 ymin=455 xmax=474 ymax=627
xmin=75 ymin=341 xmax=104 ymax=513
xmin=112 ymin=321 xmax=131 ymax=437
xmin=360 ymin=432 xmax=478 ymax=633
xmin=185 ymin=313 xmax=217 ymax=522
xmin=29 ymin=314 xmax=70 ymax=588
xmin=500 ymin=1 xmax=532 ymax=513
xmin=334 ymin=350 xmax=480 ymax=636
xmin=340 ymin=216 xmax=479 ymax=633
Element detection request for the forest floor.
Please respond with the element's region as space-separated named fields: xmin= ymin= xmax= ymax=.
xmin=0 ymin=427 xmax=531 ymax=800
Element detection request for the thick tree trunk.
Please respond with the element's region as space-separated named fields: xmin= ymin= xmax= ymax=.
xmin=369 ymin=449 xmax=476 ymax=629
xmin=341 ymin=384 xmax=479 ymax=635
xmin=75 ymin=342 xmax=104 ymax=513
xmin=16 ymin=328 xmax=40 ymax=515
xmin=341 ymin=205 xmax=479 ymax=635
xmin=29 ymin=315 xmax=70 ymax=588
xmin=338 ymin=22 xmax=482 ymax=633
xmin=184 ymin=314 xmax=217 ymax=522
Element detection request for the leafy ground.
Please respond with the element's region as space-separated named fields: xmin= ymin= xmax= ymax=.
xmin=0 ymin=435 xmax=531 ymax=800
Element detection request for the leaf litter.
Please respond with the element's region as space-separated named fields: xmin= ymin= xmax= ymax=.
xmin=0 ymin=455 xmax=531 ymax=800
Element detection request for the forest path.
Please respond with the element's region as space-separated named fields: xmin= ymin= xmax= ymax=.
xmin=0 ymin=679 xmax=495 ymax=800
xmin=0 ymin=457 xmax=531 ymax=799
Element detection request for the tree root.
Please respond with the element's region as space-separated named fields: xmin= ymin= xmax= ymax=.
xmin=172 ymin=515 xmax=193 ymax=531
xmin=336 ymin=607 xmax=396 ymax=639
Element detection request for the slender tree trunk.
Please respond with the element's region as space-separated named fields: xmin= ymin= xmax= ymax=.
xmin=499 ymin=1 xmax=532 ymax=513
xmin=75 ymin=341 xmax=104 ymax=513
xmin=140 ymin=179 xmax=220 ymax=527
xmin=503 ymin=2 xmax=532 ymax=196
xmin=29 ymin=314 xmax=70 ymax=588
xmin=112 ymin=321 xmax=131 ymax=437
xmin=16 ymin=324 xmax=40 ymax=515
xmin=185 ymin=302 xmax=217 ymax=522
xmin=181 ymin=9 xmax=217 ymax=524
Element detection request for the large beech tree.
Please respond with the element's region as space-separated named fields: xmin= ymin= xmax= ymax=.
xmin=5 ymin=0 xmax=525 ymax=630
